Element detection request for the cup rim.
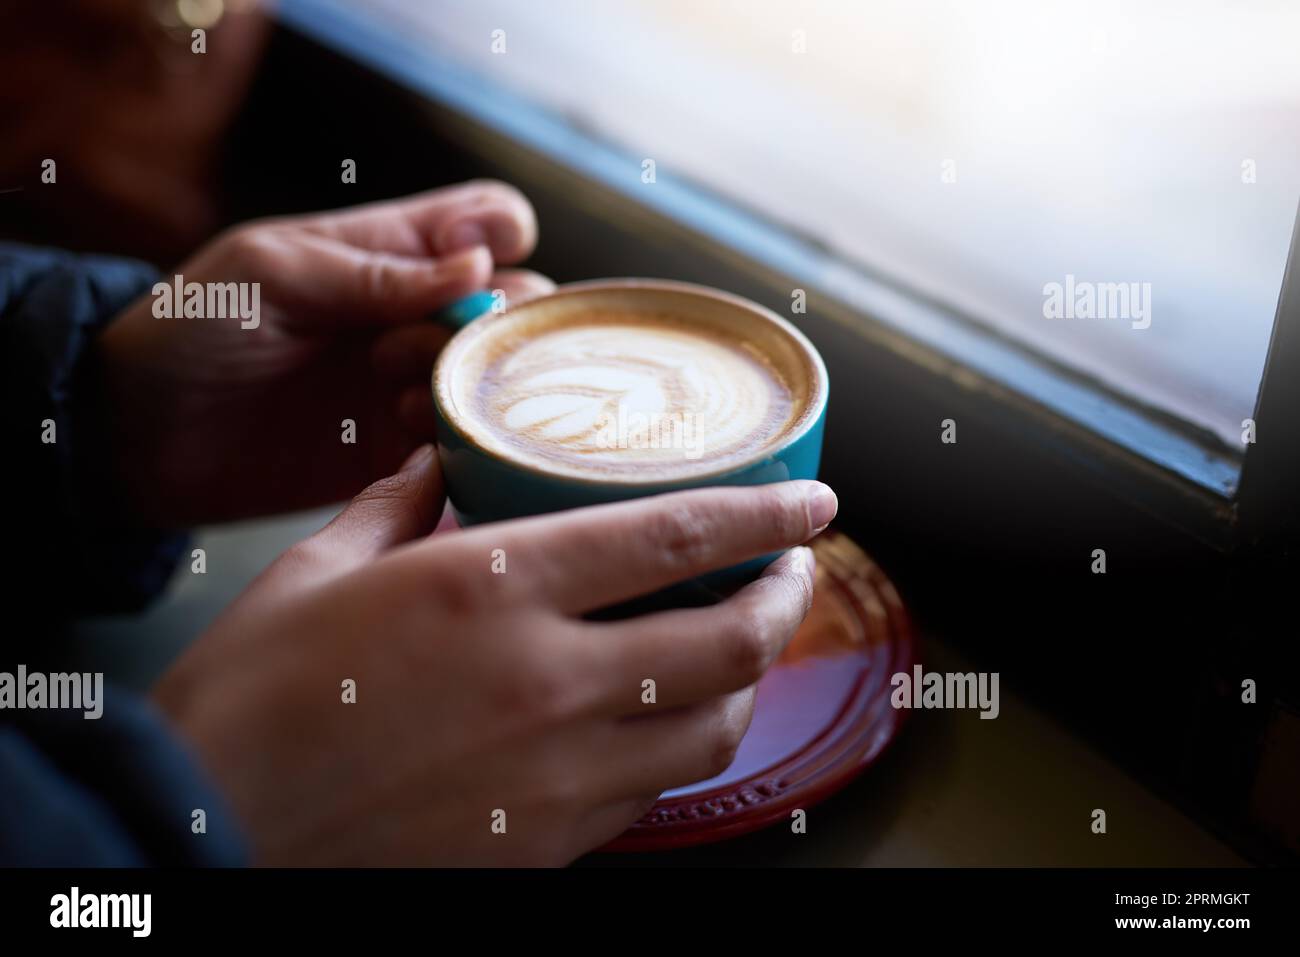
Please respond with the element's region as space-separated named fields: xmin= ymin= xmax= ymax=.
xmin=431 ymin=278 xmax=829 ymax=487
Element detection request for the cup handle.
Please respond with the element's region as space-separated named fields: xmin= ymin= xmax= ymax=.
xmin=430 ymin=290 xmax=499 ymax=330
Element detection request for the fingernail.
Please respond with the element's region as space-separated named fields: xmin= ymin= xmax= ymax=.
xmin=803 ymin=545 xmax=817 ymax=577
xmin=443 ymin=221 xmax=488 ymax=252
xmin=807 ymin=482 xmax=837 ymax=533
xmin=440 ymin=245 xmax=488 ymax=273
xmin=438 ymin=247 xmax=494 ymax=294
xmin=400 ymin=444 xmax=434 ymax=472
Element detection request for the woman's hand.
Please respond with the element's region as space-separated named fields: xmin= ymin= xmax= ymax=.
xmin=154 ymin=449 xmax=836 ymax=866
xmin=92 ymin=180 xmax=554 ymax=527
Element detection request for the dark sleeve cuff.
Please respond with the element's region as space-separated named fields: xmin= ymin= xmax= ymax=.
xmin=0 ymin=686 xmax=247 ymax=867
xmin=0 ymin=242 xmax=189 ymax=615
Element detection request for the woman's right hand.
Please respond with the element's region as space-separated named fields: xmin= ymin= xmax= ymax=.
xmin=154 ymin=446 xmax=836 ymax=865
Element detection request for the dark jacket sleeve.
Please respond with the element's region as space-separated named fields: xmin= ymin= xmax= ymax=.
xmin=0 ymin=243 xmax=248 ymax=866
xmin=0 ymin=242 xmax=188 ymax=615
xmin=0 ymin=689 xmax=246 ymax=866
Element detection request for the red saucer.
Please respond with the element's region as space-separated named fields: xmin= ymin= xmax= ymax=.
xmin=600 ymin=529 xmax=916 ymax=852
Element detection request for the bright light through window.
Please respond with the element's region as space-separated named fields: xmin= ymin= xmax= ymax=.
xmin=364 ymin=0 xmax=1300 ymax=447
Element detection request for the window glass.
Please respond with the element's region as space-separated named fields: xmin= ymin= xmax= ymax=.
xmin=363 ymin=0 xmax=1300 ymax=447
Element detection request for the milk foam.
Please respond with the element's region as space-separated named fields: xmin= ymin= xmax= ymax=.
xmin=459 ymin=313 xmax=803 ymax=479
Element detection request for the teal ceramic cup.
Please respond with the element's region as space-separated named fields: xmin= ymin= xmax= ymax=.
xmin=430 ymin=279 xmax=828 ymax=594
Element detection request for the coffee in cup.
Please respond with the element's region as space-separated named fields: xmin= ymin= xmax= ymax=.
xmin=437 ymin=291 xmax=819 ymax=484
xmin=431 ymin=278 xmax=828 ymax=587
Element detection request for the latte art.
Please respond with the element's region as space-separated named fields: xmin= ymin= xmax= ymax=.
xmin=436 ymin=285 xmax=824 ymax=485
xmin=436 ymin=300 xmax=816 ymax=482
xmin=474 ymin=318 xmax=794 ymax=476
xmin=431 ymin=280 xmax=826 ymax=537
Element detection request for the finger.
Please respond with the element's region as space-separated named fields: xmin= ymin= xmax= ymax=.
xmin=588 ymin=546 xmax=815 ymax=714
xmin=396 ymin=385 xmax=439 ymax=440
xmin=279 ymin=235 xmax=493 ymax=328
xmin=371 ymin=322 xmax=456 ymax=381
xmin=369 ymin=271 xmax=555 ymax=382
xmin=489 ymin=268 xmax=557 ymax=307
xmin=432 ymin=190 xmax=539 ymax=266
xmin=297 ymin=180 xmax=539 ymax=265
xmin=309 ymin=445 xmax=445 ymax=572
xmin=578 ymin=794 xmax=662 ymax=851
xmin=448 ymin=481 xmax=835 ymax=614
xmin=601 ymin=687 xmax=758 ymax=799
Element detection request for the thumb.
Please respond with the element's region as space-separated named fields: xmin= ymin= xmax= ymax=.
xmin=310 ymin=445 xmax=445 ymax=574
